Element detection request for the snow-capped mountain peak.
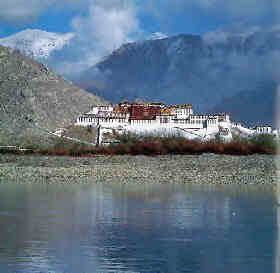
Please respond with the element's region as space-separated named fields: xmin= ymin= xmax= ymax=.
xmin=0 ymin=29 xmax=75 ymax=59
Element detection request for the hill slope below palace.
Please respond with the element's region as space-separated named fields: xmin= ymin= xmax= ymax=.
xmin=76 ymin=31 xmax=280 ymax=126
xmin=0 ymin=45 xmax=104 ymax=144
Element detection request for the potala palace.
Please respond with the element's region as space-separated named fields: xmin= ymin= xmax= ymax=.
xmin=74 ymin=102 xmax=278 ymax=145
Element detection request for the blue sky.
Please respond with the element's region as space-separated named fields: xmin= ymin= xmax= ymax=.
xmin=1 ymin=0 xmax=278 ymax=37
xmin=1 ymin=0 xmax=279 ymax=75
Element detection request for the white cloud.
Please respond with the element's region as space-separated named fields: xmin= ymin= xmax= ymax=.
xmin=0 ymin=0 xmax=55 ymax=23
xmin=1 ymin=0 xmax=280 ymax=29
xmin=203 ymin=30 xmax=230 ymax=44
xmin=143 ymin=0 xmax=279 ymax=29
xmin=0 ymin=0 xmax=89 ymax=24
xmin=202 ymin=26 xmax=262 ymax=44
xmin=60 ymin=1 xmax=143 ymax=74
xmin=72 ymin=4 xmax=139 ymax=51
xmin=0 ymin=0 xmax=137 ymax=25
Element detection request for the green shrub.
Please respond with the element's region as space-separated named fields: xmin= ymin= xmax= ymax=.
xmin=249 ymin=134 xmax=277 ymax=154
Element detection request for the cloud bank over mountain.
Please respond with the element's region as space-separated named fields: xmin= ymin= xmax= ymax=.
xmin=67 ymin=1 xmax=143 ymax=74
xmin=2 ymin=0 xmax=280 ymax=77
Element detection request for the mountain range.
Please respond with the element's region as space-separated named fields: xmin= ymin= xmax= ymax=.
xmin=76 ymin=31 xmax=280 ymax=126
xmin=1 ymin=29 xmax=279 ymax=126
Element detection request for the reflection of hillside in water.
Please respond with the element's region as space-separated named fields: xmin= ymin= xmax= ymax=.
xmin=0 ymin=184 xmax=102 ymax=272
xmin=0 ymin=183 xmax=277 ymax=273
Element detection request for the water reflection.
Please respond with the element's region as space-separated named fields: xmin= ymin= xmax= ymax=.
xmin=0 ymin=183 xmax=277 ymax=273
xmin=276 ymin=176 xmax=280 ymax=273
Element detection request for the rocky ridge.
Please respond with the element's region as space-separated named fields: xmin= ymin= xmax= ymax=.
xmin=0 ymin=45 xmax=104 ymax=144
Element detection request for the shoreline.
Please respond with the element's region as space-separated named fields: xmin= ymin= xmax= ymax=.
xmin=0 ymin=154 xmax=277 ymax=185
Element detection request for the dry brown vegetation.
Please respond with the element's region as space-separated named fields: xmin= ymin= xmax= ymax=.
xmin=37 ymin=134 xmax=278 ymax=157
xmin=1 ymin=132 xmax=277 ymax=157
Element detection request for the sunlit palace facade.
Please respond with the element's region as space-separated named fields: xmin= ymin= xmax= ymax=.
xmin=74 ymin=102 xmax=233 ymax=144
xmin=75 ymin=102 xmax=230 ymax=131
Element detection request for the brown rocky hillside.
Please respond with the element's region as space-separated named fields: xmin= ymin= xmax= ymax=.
xmin=0 ymin=45 xmax=105 ymax=145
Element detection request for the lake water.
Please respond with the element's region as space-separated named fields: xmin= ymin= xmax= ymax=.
xmin=0 ymin=183 xmax=279 ymax=273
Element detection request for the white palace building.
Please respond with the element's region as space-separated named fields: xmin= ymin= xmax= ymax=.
xmin=74 ymin=102 xmax=278 ymax=145
xmin=75 ymin=102 xmax=233 ymax=144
